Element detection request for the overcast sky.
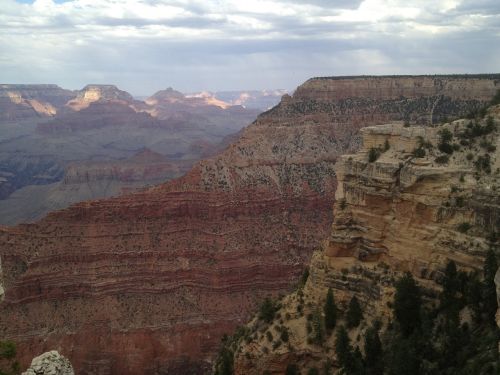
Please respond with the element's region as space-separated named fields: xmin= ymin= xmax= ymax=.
xmin=0 ymin=0 xmax=499 ymax=95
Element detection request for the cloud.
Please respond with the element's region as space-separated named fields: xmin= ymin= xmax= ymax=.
xmin=0 ymin=0 xmax=499 ymax=95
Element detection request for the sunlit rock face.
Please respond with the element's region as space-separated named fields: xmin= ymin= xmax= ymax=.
xmin=0 ymin=84 xmax=76 ymax=120
xmin=233 ymin=105 xmax=500 ymax=374
xmin=1 ymin=75 xmax=499 ymax=374
xmin=65 ymin=84 xmax=134 ymax=111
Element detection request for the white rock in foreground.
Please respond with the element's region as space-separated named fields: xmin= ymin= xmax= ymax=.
xmin=22 ymin=351 xmax=74 ymax=375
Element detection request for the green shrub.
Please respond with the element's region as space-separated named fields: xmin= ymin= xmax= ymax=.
xmin=280 ymin=327 xmax=289 ymax=342
xmin=457 ymin=222 xmax=472 ymax=233
xmin=0 ymin=341 xmax=16 ymax=360
xmin=438 ymin=142 xmax=454 ymax=154
xmin=266 ymin=331 xmax=273 ymax=342
xmin=438 ymin=128 xmax=453 ymax=144
xmin=368 ymin=147 xmax=381 ymax=162
xmin=435 ymin=155 xmax=449 ymax=164
xmin=412 ymin=148 xmax=426 ymax=158
xmin=259 ymin=298 xmax=277 ymax=323
xmin=474 ymin=154 xmax=491 ymax=173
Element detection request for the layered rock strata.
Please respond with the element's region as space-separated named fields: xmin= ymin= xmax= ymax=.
xmin=0 ymin=85 xmax=76 ymax=120
xmin=233 ymin=105 xmax=500 ymax=374
xmin=1 ymin=76 xmax=500 ymax=374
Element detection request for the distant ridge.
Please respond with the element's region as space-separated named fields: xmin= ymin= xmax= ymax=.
xmin=311 ymin=73 xmax=500 ymax=80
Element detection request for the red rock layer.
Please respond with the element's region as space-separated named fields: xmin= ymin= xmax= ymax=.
xmin=1 ymin=75 xmax=499 ymax=374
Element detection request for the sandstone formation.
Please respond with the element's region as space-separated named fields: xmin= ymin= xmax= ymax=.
xmin=65 ymin=84 xmax=134 ymax=111
xmin=0 ymin=85 xmax=76 ymax=121
xmin=1 ymin=76 xmax=499 ymax=374
xmin=233 ymin=104 xmax=500 ymax=374
xmin=22 ymin=351 xmax=74 ymax=375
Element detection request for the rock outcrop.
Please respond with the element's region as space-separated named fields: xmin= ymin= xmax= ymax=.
xmin=22 ymin=351 xmax=74 ymax=375
xmin=65 ymin=84 xmax=134 ymax=111
xmin=0 ymin=85 xmax=76 ymax=121
xmin=1 ymin=75 xmax=499 ymax=374
xmin=233 ymin=104 xmax=500 ymax=374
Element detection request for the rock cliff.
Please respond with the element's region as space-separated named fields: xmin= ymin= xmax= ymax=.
xmin=232 ymin=104 xmax=500 ymax=374
xmin=65 ymin=84 xmax=135 ymax=111
xmin=1 ymin=75 xmax=499 ymax=374
xmin=0 ymin=84 xmax=76 ymax=120
xmin=0 ymin=149 xmax=192 ymax=225
xmin=0 ymin=84 xmax=259 ymax=224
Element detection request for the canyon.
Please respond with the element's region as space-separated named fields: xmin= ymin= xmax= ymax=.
xmin=232 ymin=103 xmax=500 ymax=374
xmin=0 ymin=75 xmax=499 ymax=374
xmin=0 ymin=85 xmax=260 ymax=225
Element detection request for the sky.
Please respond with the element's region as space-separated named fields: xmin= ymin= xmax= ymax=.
xmin=0 ymin=0 xmax=499 ymax=95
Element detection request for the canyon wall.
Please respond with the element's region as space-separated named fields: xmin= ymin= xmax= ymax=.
xmin=1 ymin=75 xmax=499 ymax=374
xmin=0 ymin=84 xmax=258 ymax=224
xmin=233 ymin=104 xmax=500 ymax=374
xmin=0 ymin=84 xmax=76 ymax=120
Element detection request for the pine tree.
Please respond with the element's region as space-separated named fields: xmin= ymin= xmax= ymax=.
xmin=440 ymin=260 xmax=460 ymax=322
xmin=364 ymin=327 xmax=384 ymax=375
xmin=312 ymin=308 xmax=324 ymax=345
xmin=387 ymin=337 xmax=420 ymax=375
xmin=285 ymin=364 xmax=298 ymax=375
xmin=335 ymin=326 xmax=353 ymax=371
xmin=483 ymin=249 xmax=498 ymax=325
xmin=465 ymin=272 xmax=483 ymax=323
xmin=259 ymin=297 xmax=276 ymax=323
xmin=346 ymin=296 xmax=363 ymax=328
xmin=324 ymin=287 xmax=337 ymax=332
xmin=214 ymin=336 xmax=234 ymax=375
xmin=394 ymin=272 xmax=421 ymax=336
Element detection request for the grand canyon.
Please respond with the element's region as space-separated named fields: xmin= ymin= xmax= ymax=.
xmin=1 ymin=75 xmax=499 ymax=374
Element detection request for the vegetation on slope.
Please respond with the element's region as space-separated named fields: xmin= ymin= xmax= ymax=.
xmin=214 ymin=249 xmax=499 ymax=374
xmin=0 ymin=341 xmax=20 ymax=375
